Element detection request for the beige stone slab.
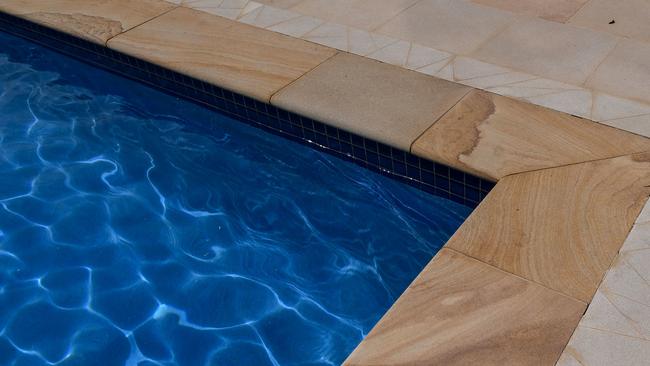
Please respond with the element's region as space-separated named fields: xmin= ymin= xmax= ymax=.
xmin=557 ymin=327 xmax=650 ymax=366
xmin=447 ymin=153 xmax=650 ymax=302
xmin=600 ymin=251 xmax=650 ymax=308
xmin=472 ymin=17 xmax=619 ymax=85
xmin=0 ymin=0 xmax=175 ymax=45
xmin=556 ymin=197 xmax=650 ymax=365
xmin=586 ymin=39 xmax=650 ymax=105
xmin=271 ymin=53 xmax=471 ymax=151
xmin=412 ymin=90 xmax=650 ymax=180
xmin=377 ymin=0 xmax=516 ymax=54
xmin=107 ymin=7 xmax=336 ymax=102
xmin=621 ymin=221 xmax=650 ymax=252
xmin=288 ymin=0 xmax=420 ymax=31
xmin=256 ymin=0 xmax=304 ymax=8
xmin=472 ymin=0 xmax=589 ymax=23
xmin=180 ymin=0 xmax=263 ymax=20
xmin=570 ymin=0 xmax=650 ymax=43
xmin=344 ymin=248 xmax=586 ymax=366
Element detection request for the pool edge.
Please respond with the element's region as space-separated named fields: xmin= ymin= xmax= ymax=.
xmin=1 ymin=5 xmax=650 ymax=366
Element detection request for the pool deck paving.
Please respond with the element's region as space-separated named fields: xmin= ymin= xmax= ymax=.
xmin=1 ymin=0 xmax=650 ymax=365
xmin=210 ymin=0 xmax=650 ymax=138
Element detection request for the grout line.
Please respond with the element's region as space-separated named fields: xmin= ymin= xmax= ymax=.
xmin=234 ymin=0 xmax=650 ymax=119
xmin=553 ymin=317 xmax=583 ymax=366
xmin=5 ymin=7 xmax=650 ymax=365
xmin=552 ymin=193 xmax=650 ymax=364
xmin=500 ymin=148 xmax=650 ymax=181
xmin=565 ymin=0 xmax=594 ymax=24
xmin=462 ymin=18 xmax=518 ymax=57
xmin=580 ymin=325 xmax=650 ymax=341
xmin=268 ymin=50 xmax=340 ymax=104
xmin=104 ymin=4 xmax=179 ymax=47
xmin=369 ymin=0 xmax=425 ymax=32
xmin=443 ymin=247 xmax=588 ymax=305
xmin=408 ymin=87 xmax=472 ymax=154
xmin=581 ymin=36 xmax=621 ymax=89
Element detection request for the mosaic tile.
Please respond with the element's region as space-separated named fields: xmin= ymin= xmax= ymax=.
xmin=211 ymin=0 xmax=650 ymax=142
xmin=107 ymin=7 xmax=336 ymax=102
xmin=271 ymin=53 xmax=471 ymax=151
xmin=344 ymin=249 xmax=586 ymax=366
xmin=0 ymin=7 xmax=492 ymax=209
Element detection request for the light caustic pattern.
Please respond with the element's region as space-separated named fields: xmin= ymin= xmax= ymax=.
xmin=0 ymin=32 xmax=470 ymax=366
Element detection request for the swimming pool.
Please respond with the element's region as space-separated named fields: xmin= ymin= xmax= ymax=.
xmin=0 ymin=31 xmax=471 ymax=365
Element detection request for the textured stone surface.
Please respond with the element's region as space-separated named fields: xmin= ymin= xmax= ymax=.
xmin=557 ymin=198 xmax=650 ymax=366
xmin=473 ymin=0 xmax=589 ymax=22
xmin=0 ymin=0 xmax=175 ymax=44
xmin=108 ymin=7 xmax=337 ymax=102
xmin=377 ymin=0 xmax=516 ymax=54
xmin=345 ymin=249 xmax=586 ymax=366
xmin=586 ymin=39 xmax=650 ymax=105
xmin=271 ymin=53 xmax=471 ymax=151
xmin=570 ymin=0 xmax=650 ymax=43
xmin=412 ymin=90 xmax=650 ymax=180
xmin=289 ymin=0 xmax=420 ymax=31
xmin=472 ymin=17 xmax=618 ymax=85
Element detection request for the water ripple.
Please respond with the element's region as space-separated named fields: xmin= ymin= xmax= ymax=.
xmin=0 ymin=31 xmax=471 ymax=366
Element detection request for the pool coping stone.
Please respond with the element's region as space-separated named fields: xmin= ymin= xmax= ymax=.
xmin=1 ymin=2 xmax=650 ymax=365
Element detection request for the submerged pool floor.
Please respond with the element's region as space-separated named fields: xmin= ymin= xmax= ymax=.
xmin=0 ymin=31 xmax=471 ymax=366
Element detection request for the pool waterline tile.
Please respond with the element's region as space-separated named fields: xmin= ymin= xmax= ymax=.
xmin=176 ymin=0 xmax=650 ymax=141
xmin=0 ymin=11 xmax=491 ymax=208
xmin=270 ymin=52 xmax=472 ymax=152
xmin=4 ymin=4 xmax=650 ymax=365
xmin=107 ymin=6 xmax=337 ymax=102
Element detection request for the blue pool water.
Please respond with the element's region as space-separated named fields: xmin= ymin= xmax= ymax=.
xmin=0 ymin=31 xmax=471 ymax=366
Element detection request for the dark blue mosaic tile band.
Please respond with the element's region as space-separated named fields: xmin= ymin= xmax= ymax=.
xmin=0 ymin=11 xmax=495 ymax=207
